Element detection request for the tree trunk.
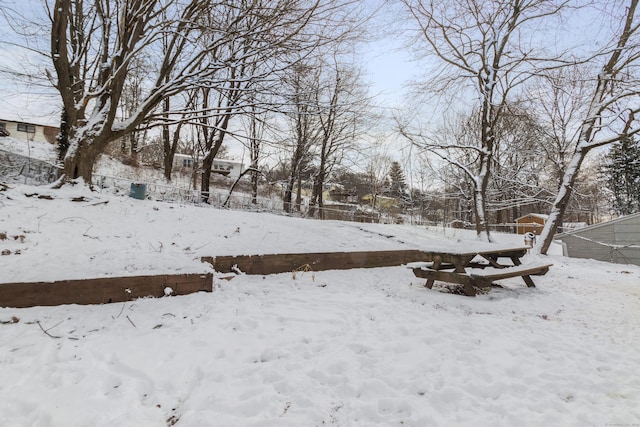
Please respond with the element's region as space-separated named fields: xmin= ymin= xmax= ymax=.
xmin=251 ymin=168 xmax=258 ymax=205
xmin=317 ymin=174 xmax=325 ymax=220
xmin=162 ymin=129 xmax=173 ymax=181
xmin=284 ymin=175 xmax=295 ymax=213
xmin=129 ymin=132 xmax=138 ymax=163
xmin=537 ymin=146 xmax=587 ymax=254
xmin=284 ymin=152 xmax=302 ymax=213
xmin=63 ymin=137 xmax=104 ymax=184
xmin=472 ymin=160 xmax=492 ymax=241
xmin=200 ymin=118 xmax=230 ymax=203
xmin=295 ymin=177 xmax=303 ymax=212
xmin=162 ymin=96 xmax=173 ymax=181
xmin=250 ymin=145 xmax=258 ymax=205
xmin=477 ymin=85 xmax=495 ymax=241
xmin=201 ymin=155 xmax=212 ymax=204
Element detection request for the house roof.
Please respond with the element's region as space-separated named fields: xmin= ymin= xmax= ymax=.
xmin=555 ymin=212 xmax=640 ymax=238
xmin=0 ymin=116 xmax=59 ymax=128
xmin=516 ymin=213 xmax=549 ymax=221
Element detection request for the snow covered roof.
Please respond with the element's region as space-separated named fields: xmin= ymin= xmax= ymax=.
xmin=516 ymin=213 xmax=549 ymax=221
xmin=0 ymin=114 xmax=59 ymax=128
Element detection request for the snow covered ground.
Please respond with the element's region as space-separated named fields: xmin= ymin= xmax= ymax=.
xmin=1 ymin=181 xmax=640 ymax=426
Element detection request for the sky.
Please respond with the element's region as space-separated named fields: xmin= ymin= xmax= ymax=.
xmin=0 ymin=0 xmax=616 ymax=121
xmin=0 ymin=44 xmax=418 ymax=125
xmin=0 ymin=0 xmax=619 ymax=172
xmin=0 ymin=0 xmax=417 ymax=126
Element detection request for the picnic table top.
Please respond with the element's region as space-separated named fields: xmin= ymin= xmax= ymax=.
xmin=405 ymin=246 xmax=531 ymax=266
xmin=418 ymin=246 xmax=530 ymax=256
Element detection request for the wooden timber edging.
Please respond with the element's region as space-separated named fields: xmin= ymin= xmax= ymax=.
xmin=0 ymin=273 xmax=213 ymax=308
xmin=202 ymin=250 xmax=433 ymax=275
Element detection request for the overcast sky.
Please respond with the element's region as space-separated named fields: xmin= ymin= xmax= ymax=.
xmin=0 ymin=1 xmax=612 ymax=134
xmin=0 ymin=0 xmax=419 ymax=127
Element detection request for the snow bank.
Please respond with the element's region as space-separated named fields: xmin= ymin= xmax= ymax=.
xmin=1 ymin=183 xmax=639 ymax=426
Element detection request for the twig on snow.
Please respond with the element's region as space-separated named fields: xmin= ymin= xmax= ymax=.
xmin=113 ymin=301 xmax=126 ymax=319
xmin=36 ymin=320 xmax=62 ymax=339
xmin=126 ymin=315 xmax=136 ymax=328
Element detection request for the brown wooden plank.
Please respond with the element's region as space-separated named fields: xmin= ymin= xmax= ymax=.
xmin=0 ymin=273 xmax=213 ymax=308
xmin=202 ymin=248 xmax=533 ymax=276
xmin=476 ymin=247 xmax=529 ymax=258
xmin=521 ymin=275 xmax=536 ymax=288
xmin=412 ymin=267 xmax=476 ymax=287
xmin=202 ymin=250 xmax=435 ymax=275
xmin=469 ymin=264 xmax=552 ymax=281
xmin=412 ymin=268 xmax=478 ymax=296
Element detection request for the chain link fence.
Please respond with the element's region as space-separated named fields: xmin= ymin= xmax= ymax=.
xmin=1 ymin=150 xmax=411 ymax=225
xmin=0 ymin=149 xmax=62 ymax=185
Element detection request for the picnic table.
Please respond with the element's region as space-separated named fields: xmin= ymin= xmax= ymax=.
xmin=409 ymin=247 xmax=552 ymax=296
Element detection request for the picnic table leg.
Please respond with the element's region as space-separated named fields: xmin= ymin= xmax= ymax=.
xmin=424 ymin=257 xmax=441 ymax=289
xmin=452 ymin=256 xmax=477 ymax=295
xmin=463 ymin=282 xmax=476 ymax=296
xmin=481 ymin=255 xmax=503 ymax=268
xmin=522 ymin=275 xmax=536 ymax=288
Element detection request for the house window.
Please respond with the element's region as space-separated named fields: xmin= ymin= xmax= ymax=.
xmin=182 ymin=158 xmax=193 ymax=168
xmin=17 ymin=123 xmax=36 ymax=133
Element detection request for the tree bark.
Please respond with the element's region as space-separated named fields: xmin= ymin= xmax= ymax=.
xmin=63 ymin=136 xmax=105 ymax=183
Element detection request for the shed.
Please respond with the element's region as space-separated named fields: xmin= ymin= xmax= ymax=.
xmin=515 ymin=213 xmax=548 ymax=235
xmin=554 ymin=212 xmax=640 ymax=266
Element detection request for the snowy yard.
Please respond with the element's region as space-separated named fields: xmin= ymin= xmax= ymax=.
xmin=1 ymin=183 xmax=639 ymax=426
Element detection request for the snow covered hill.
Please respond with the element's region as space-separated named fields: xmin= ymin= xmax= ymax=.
xmin=1 ymin=181 xmax=639 ymax=426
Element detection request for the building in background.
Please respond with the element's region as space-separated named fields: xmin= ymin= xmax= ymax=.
xmin=515 ymin=213 xmax=548 ymax=235
xmin=0 ymin=118 xmax=59 ymax=144
xmin=554 ymin=213 xmax=640 ymax=266
xmin=172 ymin=154 xmax=244 ymax=180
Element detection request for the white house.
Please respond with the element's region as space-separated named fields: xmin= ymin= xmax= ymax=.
xmin=172 ymin=154 xmax=244 ymax=180
xmin=0 ymin=118 xmax=59 ymax=144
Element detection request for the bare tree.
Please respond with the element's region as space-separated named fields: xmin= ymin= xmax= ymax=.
xmin=408 ymin=113 xmax=479 ymax=224
xmin=537 ymin=0 xmax=640 ymax=253
xmin=308 ymin=60 xmax=369 ymax=219
xmin=528 ymin=66 xmax=592 ymax=190
xmin=489 ymin=106 xmax=549 ymax=223
xmin=193 ymin=4 xmax=269 ymax=202
xmin=47 ymin=0 xmax=349 ymax=185
xmin=118 ymin=56 xmax=149 ymax=163
xmin=281 ymin=62 xmax=322 ymax=213
xmin=241 ymin=100 xmax=269 ymax=204
xmin=398 ymin=0 xmax=570 ymax=240
xmin=362 ymin=143 xmax=392 ymax=211
xmin=161 ymin=107 xmax=185 ymax=182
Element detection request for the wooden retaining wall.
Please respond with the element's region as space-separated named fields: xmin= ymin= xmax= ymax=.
xmin=0 ymin=273 xmax=213 ymax=308
xmin=202 ymin=250 xmax=432 ymax=275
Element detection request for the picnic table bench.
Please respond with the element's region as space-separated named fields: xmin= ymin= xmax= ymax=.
xmin=408 ymin=247 xmax=552 ymax=296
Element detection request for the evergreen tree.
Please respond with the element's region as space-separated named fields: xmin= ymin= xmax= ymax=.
xmin=602 ymin=137 xmax=640 ymax=215
xmin=387 ymin=161 xmax=411 ymax=206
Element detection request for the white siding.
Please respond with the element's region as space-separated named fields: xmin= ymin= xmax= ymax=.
xmin=0 ymin=120 xmax=54 ymax=144
xmin=556 ymin=214 xmax=640 ymax=266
